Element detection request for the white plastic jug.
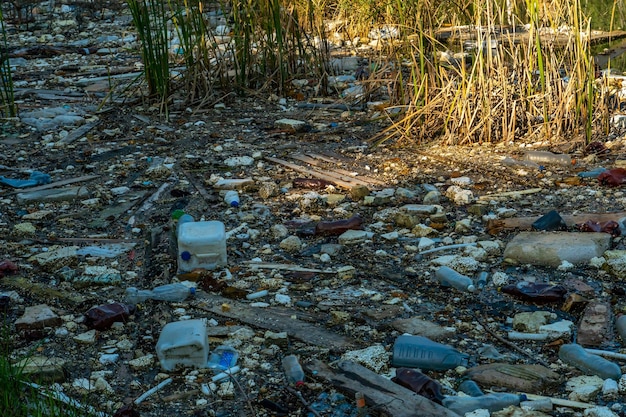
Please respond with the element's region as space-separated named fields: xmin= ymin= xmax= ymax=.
xmin=156 ymin=319 xmax=209 ymax=371
xmin=177 ymin=220 xmax=227 ymax=273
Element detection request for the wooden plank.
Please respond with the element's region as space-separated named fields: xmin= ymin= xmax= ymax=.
xmin=1 ymin=174 xmax=100 ymax=196
xmin=245 ymin=262 xmax=336 ymax=274
xmin=296 ymin=153 xmax=388 ymax=186
xmin=288 ymin=154 xmax=372 ymax=187
xmin=264 ymin=156 xmax=359 ymax=189
xmin=306 ymin=359 xmax=461 ymax=417
xmin=196 ymin=293 xmax=355 ymax=352
xmin=58 ymin=121 xmax=101 ymax=145
xmin=487 ymin=211 xmax=626 ymax=234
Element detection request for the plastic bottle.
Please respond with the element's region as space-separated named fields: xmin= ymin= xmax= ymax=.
xmin=443 ymin=393 xmax=526 ymax=415
xmin=126 ymin=283 xmax=195 ymax=304
xmin=558 ymin=343 xmax=622 ymax=380
xmin=282 ymin=355 xmax=305 ymax=386
xmin=523 ymin=150 xmax=572 ymax=166
xmin=391 ymin=335 xmax=469 ymax=371
xmin=435 ymin=266 xmax=476 ymax=293
xmin=224 ymin=190 xmax=240 ymax=208
xmin=617 ymin=315 xmax=626 ymax=344
xmin=457 ymin=379 xmax=484 ymax=397
xmin=475 ymin=271 xmax=489 ymax=290
xmin=208 ymin=345 xmax=239 ymax=371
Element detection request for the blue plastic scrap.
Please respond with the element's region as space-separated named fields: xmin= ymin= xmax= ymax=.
xmin=0 ymin=171 xmax=51 ymax=188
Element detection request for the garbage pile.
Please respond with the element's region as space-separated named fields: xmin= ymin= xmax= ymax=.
xmin=2 ymin=1 xmax=626 ymax=417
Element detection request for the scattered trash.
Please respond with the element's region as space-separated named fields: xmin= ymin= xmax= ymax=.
xmin=0 ymin=260 xmax=18 ymax=277
xmin=208 ymin=345 xmax=239 ymax=371
xmin=84 ymin=303 xmax=135 ymax=331
xmin=156 ymin=319 xmax=209 ymax=371
xmin=577 ymin=219 xmax=621 ymax=236
xmin=391 ymin=334 xmax=470 ymax=371
xmin=524 ymin=150 xmax=572 ymax=166
xmin=532 ymin=209 xmax=567 ymax=231
xmin=315 ymin=215 xmax=364 ymax=236
xmin=177 ymin=216 xmax=227 ymax=272
xmin=501 ymin=281 xmax=567 ymax=303
xmin=391 ymin=368 xmax=445 ymax=404
xmin=282 ymin=355 xmax=305 ymax=386
xmin=598 ymin=168 xmax=626 ymax=186
xmin=558 ymin=344 xmax=622 ymax=380
xmin=443 ymin=392 xmax=526 ymax=415
xmin=435 ymin=266 xmax=477 ymax=293
xmin=125 ymin=282 xmax=195 ymax=304
xmin=0 ymin=171 xmax=51 ymax=188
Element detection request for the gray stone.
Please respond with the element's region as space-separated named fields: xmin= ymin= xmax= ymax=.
xmin=503 ymin=232 xmax=611 ymax=267
xmin=513 ymin=311 xmax=557 ymax=332
xmin=17 ymin=186 xmax=90 ymax=204
xmin=566 ymin=375 xmax=603 ymax=401
xmin=423 ymin=190 xmax=441 ymax=204
xmin=274 ymin=118 xmax=308 ymax=132
xmin=341 ymin=345 xmax=389 ymax=373
xmin=538 ymin=320 xmax=574 ymax=340
xmin=391 ymin=317 xmax=455 ymax=341
xmin=584 ymin=407 xmax=619 ymax=417
xmin=15 ymin=304 xmax=62 ymax=330
xmin=264 ymin=330 xmax=288 ymax=347
xmin=279 ymin=235 xmax=302 ymax=252
xmin=258 ymin=181 xmax=279 ymax=199
xmin=338 ymin=230 xmax=372 ymax=245
xmin=604 ymin=250 xmax=626 ymax=278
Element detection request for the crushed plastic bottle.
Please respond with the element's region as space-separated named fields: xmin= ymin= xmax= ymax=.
xmin=501 ymin=281 xmax=567 ymax=303
xmin=457 ymin=379 xmax=484 ymax=397
xmin=443 ymin=393 xmax=526 ymax=415
xmin=391 ymin=334 xmax=469 ymax=371
xmin=392 ymin=368 xmax=445 ymax=404
xmin=435 ymin=266 xmax=476 ymax=293
xmin=126 ymin=283 xmax=195 ymax=304
xmin=84 ymin=302 xmax=135 ymax=331
xmin=282 ymin=355 xmax=305 ymax=386
xmin=207 ymin=345 xmax=239 ymax=371
xmin=523 ymin=150 xmax=572 ymax=166
xmin=558 ymin=343 xmax=622 ymax=380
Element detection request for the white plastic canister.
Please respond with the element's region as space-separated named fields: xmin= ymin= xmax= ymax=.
xmin=156 ymin=319 xmax=209 ymax=371
xmin=177 ymin=220 xmax=227 ymax=273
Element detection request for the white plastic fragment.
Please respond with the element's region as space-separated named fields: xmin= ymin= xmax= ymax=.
xmin=134 ymin=378 xmax=173 ymax=405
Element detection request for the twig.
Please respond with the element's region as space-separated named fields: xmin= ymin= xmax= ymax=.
xmin=285 ymin=386 xmax=322 ymax=417
xmin=473 ymin=312 xmax=551 ymax=367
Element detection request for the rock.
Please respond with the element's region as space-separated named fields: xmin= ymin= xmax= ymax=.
xmin=74 ymin=329 xmax=98 ymax=344
xmin=341 ymin=345 xmax=389 ymax=373
xmin=538 ymin=320 xmax=574 ymax=340
xmin=324 ymin=194 xmax=346 ymax=206
xmin=423 ymin=190 xmax=441 ymax=204
xmin=431 ymin=256 xmax=480 ymax=275
xmin=15 ymin=304 xmax=62 ymax=330
xmin=602 ymin=378 xmax=619 ymax=401
xmin=467 ymin=204 xmax=489 ymax=216
xmin=418 ymin=237 xmax=436 ymax=251
xmin=412 ymin=224 xmax=437 ymax=237
xmin=577 ymin=301 xmax=612 ymax=347
xmin=328 ymin=310 xmax=350 ymax=325
xmin=492 ymin=407 xmax=551 ymax=417
xmin=18 ymin=356 xmax=67 ymax=382
xmin=274 ymin=118 xmax=308 ymax=132
xmin=128 ymin=354 xmax=154 ymax=370
xmin=320 ymin=243 xmax=343 ymax=256
xmin=217 ymin=381 xmax=236 ymax=398
xmin=503 ymin=232 xmax=611 ymax=267
xmin=28 ymin=246 xmax=79 ymax=268
xmin=454 ymin=218 xmax=472 ymax=233
xmin=603 ymin=250 xmax=626 ymax=278
xmin=223 ymin=156 xmax=254 ymax=167
xmin=264 ymin=331 xmax=288 ymax=348
xmin=465 ymin=363 xmax=562 ymax=393
xmin=584 ymin=407 xmax=619 ymax=417
xmin=446 ymin=185 xmax=474 ymax=205
xmin=338 ymin=230 xmax=372 ymax=245
xmin=566 ymin=375 xmax=603 ymax=401
xmin=512 ymin=311 xmax=557 ymax=332
xmin=271 ymin=224 xmax=289 ymax=239
xmin=350 ymin=185 xmax=370 ymax=200
xmin=258 ymin=181 xmax=279 ymax=199
xmin=391 ymin=317 xmax=455 ymax=340
xmin=279 ymin=235 xmax=302 ymax=252
xmin=14 ymin=222 xmax=36 ymax=235
xmin=400 ymin=204 xmax=438 ymax=215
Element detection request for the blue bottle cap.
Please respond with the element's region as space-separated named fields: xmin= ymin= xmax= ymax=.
xmin=230 ymin=201 xmax=239 ymax=208
xmin=181 ymin=251 xmax=191 ymax=261
xmin=189 ymin=287 xmax=196 ymax=295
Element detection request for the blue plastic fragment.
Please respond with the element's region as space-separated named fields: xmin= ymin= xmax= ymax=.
xmin=0 ymin=171 xmax=51 ymax=188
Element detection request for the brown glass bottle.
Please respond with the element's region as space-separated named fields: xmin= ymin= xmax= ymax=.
xmin=84 ymin=302 xmax=135 ymax=330
xmin=315 ymin=215 xmax=363 ymax=236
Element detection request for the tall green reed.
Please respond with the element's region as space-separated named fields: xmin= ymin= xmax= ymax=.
xmin=127 ymin=0 xmax=171 ymax=114
xmin=0 ymin=7 xmax=16 ymax=118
